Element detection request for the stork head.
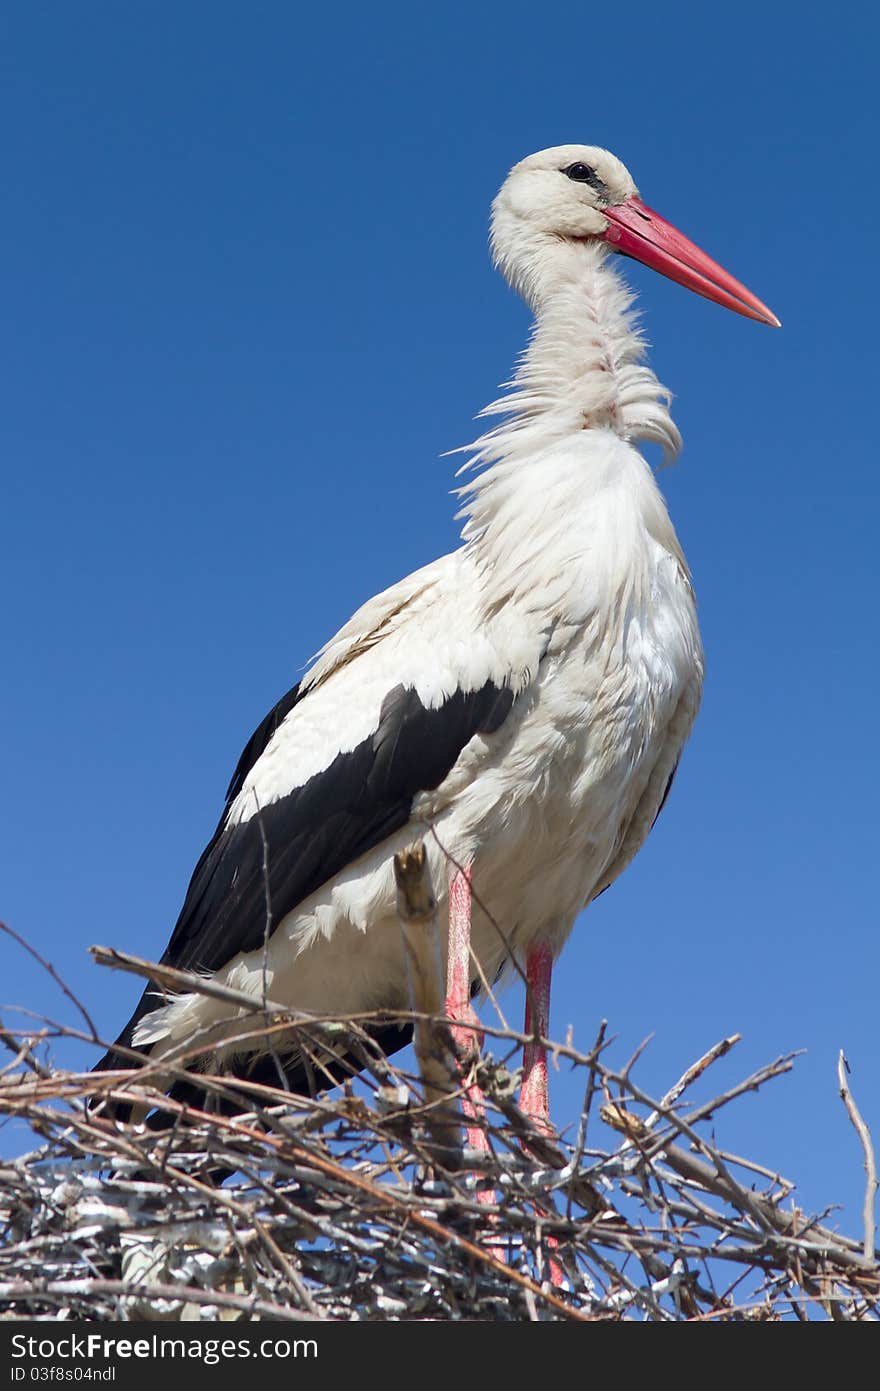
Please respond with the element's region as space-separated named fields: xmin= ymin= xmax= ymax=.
xmin=492 ymin=144 xmax=779 ymax=327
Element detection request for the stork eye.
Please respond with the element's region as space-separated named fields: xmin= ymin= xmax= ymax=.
xmin=564 ymin=162 xmax=598 ymax=183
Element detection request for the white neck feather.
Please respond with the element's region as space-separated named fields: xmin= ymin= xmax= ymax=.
xmin=458 ymin=241 xmax=681 ymax=554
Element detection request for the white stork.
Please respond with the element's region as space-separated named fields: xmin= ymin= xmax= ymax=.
xmin=95 ymin=145 xmax=778 ymax=1133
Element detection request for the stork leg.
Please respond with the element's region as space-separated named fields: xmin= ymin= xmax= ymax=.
xmin=521 ymin=941 xmax=564 ymax=1286
xmin=445 ymin=861 xmax=491 ymax=1157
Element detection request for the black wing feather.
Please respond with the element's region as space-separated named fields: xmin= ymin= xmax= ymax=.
xmin=224 ymin=680 xmax=303 ymax=805
xmin=167 ymin=680 xmax=514 ymax=974
xmin=97 ymin=678 xmax=515 ymax=1072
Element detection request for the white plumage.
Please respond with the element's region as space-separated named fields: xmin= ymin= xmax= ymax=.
xmin=97 ymin=144 xmax=777 ymax=1116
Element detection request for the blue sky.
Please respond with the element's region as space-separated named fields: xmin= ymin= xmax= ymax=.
xmin=2 ymin=2 xmax=878 ymax=1238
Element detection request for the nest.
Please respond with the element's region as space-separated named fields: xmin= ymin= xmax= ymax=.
xmin=0 ymin=849 xmax=877 ymax=1322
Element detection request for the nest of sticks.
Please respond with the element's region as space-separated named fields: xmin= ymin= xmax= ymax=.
xmin=0 ymin=846 xmax=877 ymax=1322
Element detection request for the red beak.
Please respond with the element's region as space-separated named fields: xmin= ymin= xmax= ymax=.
xmin=602 ymin=196 xmax=780 ymax=327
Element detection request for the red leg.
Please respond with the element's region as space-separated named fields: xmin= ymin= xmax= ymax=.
xmin=521 ymin=942 xmax=564 ymax=1286
xmin=445 ymin=861 xmax=491 ymax=1158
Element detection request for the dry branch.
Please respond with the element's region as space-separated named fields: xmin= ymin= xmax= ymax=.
xmin=393 ymin=844 xmax=461 ymax=1159
xmin=1 ymin=908 xmax=878 ymax=1322
xmin=838 ymin=1050 xmax=878 ymax=1261
xmin=0 ymin=1027 xmax=877 ymax=1319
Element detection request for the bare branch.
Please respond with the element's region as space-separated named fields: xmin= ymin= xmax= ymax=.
xmin=838 ymin=1049 xmax=878 ymax=1261
xmin=2 ymin=920 xmax=98 ymax=1040
xmin=393 ymin=842 xmax=461 ymax=1159
xmin=0 ymin=924 xmax=875 ymax=1321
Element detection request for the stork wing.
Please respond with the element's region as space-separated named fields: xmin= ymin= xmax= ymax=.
xmin=100 ymin=554 xmax=525 ymax=1059
xmin=160 ymin=677 xmax=513 ymax=977
xmin=224 ymin=555 xmax=448 ymax=808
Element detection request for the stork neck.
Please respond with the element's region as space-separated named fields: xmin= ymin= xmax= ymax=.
xmin=455 ymin=239 xmax=683 ymax=587
xmin=482 ymin=241 xmax=679 ymax=459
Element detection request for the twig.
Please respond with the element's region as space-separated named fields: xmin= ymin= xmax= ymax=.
xmin=1 ymin=922 xmax=878 ymax=1322
xmin=651 ymin=1034 xmax=741 ymax=1123
xmin=393 ymin=842 xmax=461 ymax=1159
xmin=838 ymin=1050 xmax=878 ymax=1261
xmin=1 ymin=921 xmax=98 ymax=1040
